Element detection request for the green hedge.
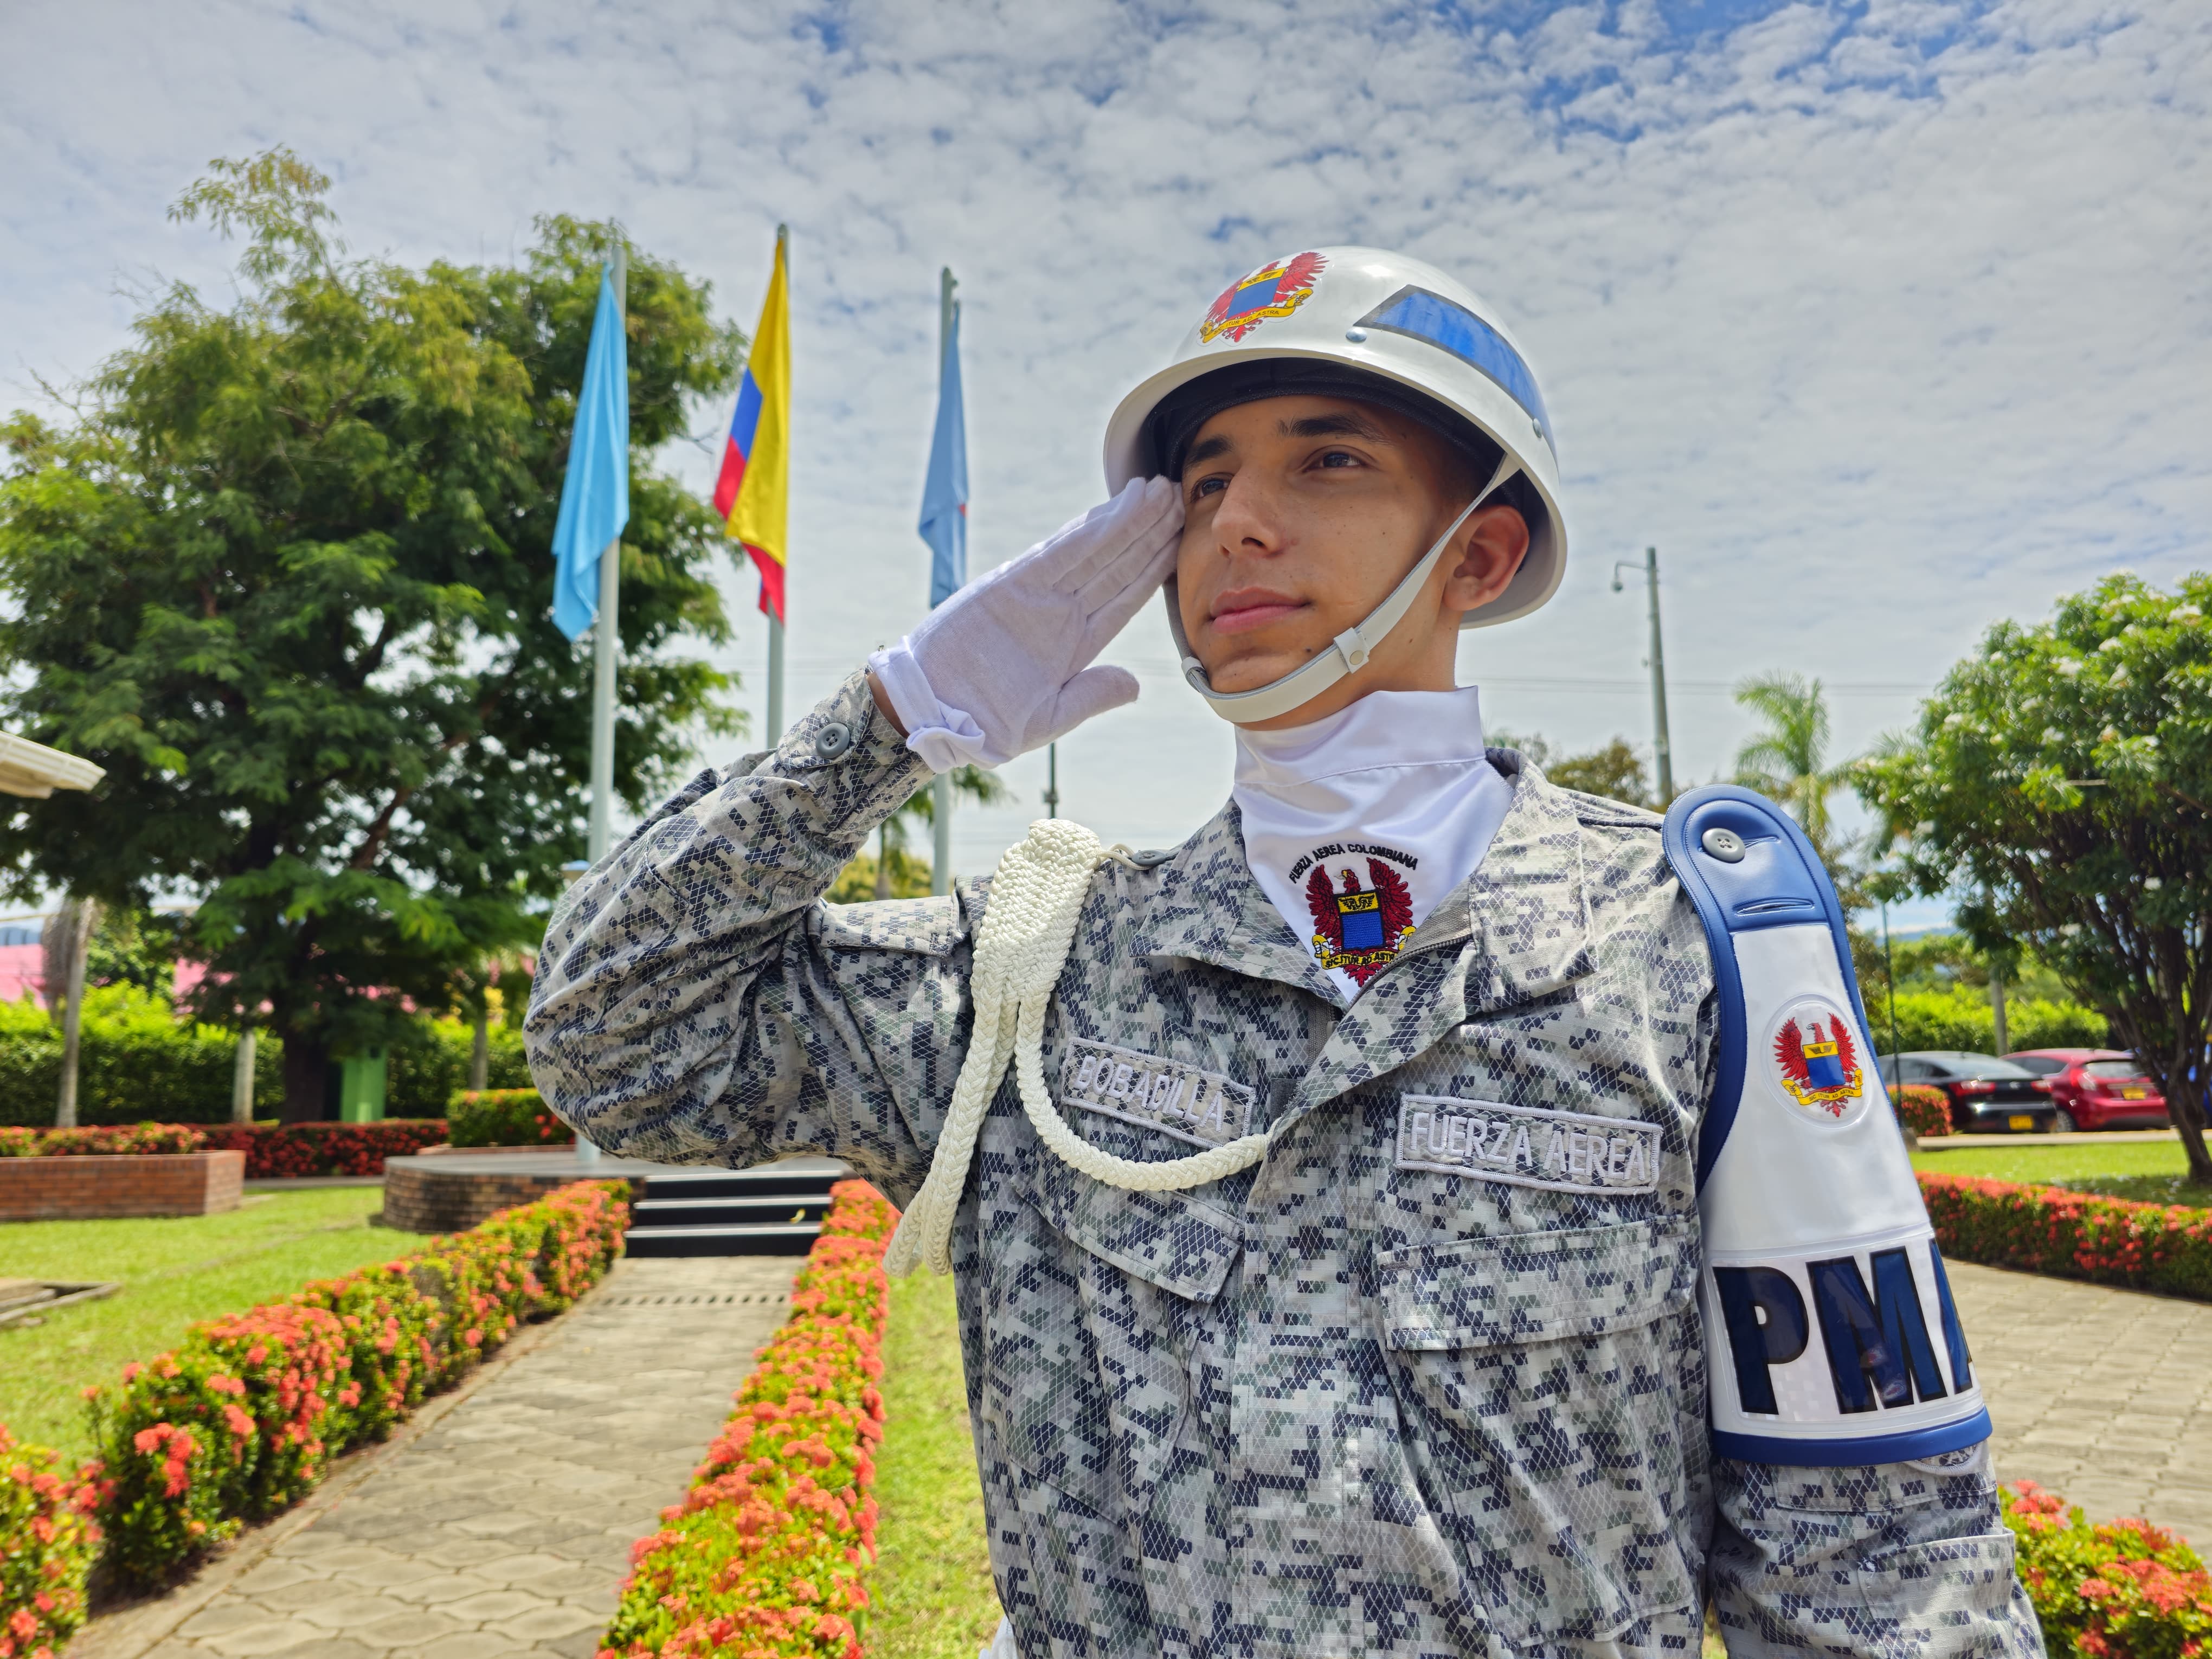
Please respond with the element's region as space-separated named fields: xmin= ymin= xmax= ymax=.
xmin=0 ymin=990 xmax=531 ymax=1126
xmin=448 ymin=1089 xmax=570 ymax=1148
xmin=1866 ymin=985 xmax=2107 ymax=1056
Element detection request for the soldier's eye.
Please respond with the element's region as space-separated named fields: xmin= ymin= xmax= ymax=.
xmin=1317 ymin=450 xmax=1361 ymax=469
xmin=1191 ymin=475 xmax=1227 ymax=500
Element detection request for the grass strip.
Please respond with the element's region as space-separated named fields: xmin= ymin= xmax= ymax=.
xmin=867 ymin=1270 xmax=1001 ymax=1659
xmin=0 ymin=1189 xmax=406 ymax=1463
xmin=1912 ymin=1139 xmax=2211 ymax=1210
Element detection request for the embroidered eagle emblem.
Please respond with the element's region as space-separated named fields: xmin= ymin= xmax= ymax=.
xmin=1305 ymin=858 xmax=1415 ymax=986
xmin=1773 ymin=1011 xmax=1862 ymax=1117
xmin=1200 ymin=251 xmax=1327 ymax=344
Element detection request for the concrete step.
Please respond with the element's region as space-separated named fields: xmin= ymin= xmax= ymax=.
xmin=622 ymin=1222 xmax=821 ymax=1258
xmin=635 ymin=1167 xmax=841 ymax=1202
xmin=632 ymin=1194 xmax=832 ymax=1229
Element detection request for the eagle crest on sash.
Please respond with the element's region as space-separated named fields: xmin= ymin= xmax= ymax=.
xmin=1306 ymin=858 xmax=1414 ymax=985
xmin=1773 ymin=1010 xmax=1862 ymax=1116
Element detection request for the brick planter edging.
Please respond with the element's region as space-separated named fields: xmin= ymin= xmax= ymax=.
xmin=0 ymin=1149 xmax=246 ymax=1221
xmin=382 ymin=1156 xmax=599 ymax=1234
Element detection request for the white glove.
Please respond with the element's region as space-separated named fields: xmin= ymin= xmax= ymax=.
xmin=870 ymin=477 xmax=1183 ymax=771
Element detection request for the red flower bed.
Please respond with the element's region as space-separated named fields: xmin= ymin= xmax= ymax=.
xmin=78 ymin=1180 xmax=628 ymax=1583
xmin=197 ymin=1121 xmax=449 ymax=1178
xmin=1920 ymin=1171 xmax=2212 ymax=1301
xmin=1891 ymin=1083 xmax=1954 ymax=1137
xmin=0 ymin=1124 xmax=206 ymax=1158
xmin=0 ymin=1422 xmax=106 ymax=1659
xmin=2005 ymin=1479 xmax=2212 ymax=1656
xmin=599 ymin=1181 xmax=900 ymax=1659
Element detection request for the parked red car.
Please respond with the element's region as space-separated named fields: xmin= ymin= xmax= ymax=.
xmin=2002 ymin=1048 xmax=2169 ymax=1132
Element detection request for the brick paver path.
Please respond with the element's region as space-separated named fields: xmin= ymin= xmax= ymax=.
xmin=80 ymin=1255 xmax=795 ymax=1659
xmin=1954 ymin=1259 xmax=2212 ymax=1536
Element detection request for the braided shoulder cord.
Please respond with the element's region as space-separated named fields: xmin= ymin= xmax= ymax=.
xmin=883 ymin=819 xmax=1272 ymax=1277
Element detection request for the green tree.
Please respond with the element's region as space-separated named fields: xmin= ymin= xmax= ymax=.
xmin=1491 ymin=731 xmax=1654 ymax=808
xmin=1857 ymin=574 xmax=2212 ymax=1185
xmin=0 ymin=150 xmax=742 ymax=1120
xmin=834 ymin=766 xmax=1010 ymax=902
xmin=1734 ymin=672 xmax=1854 ymax=856
xmin=1546 ymin=738 xmax=1653 ymax=808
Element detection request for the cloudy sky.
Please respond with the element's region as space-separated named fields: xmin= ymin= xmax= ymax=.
xmin=4 ymin=0 xmax=2207 ymax=928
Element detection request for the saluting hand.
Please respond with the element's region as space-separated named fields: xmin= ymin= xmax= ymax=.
xmin=870 ymin=477 xmax=1184 ymax=770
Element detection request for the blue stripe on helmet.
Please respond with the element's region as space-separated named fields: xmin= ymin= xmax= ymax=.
xmin=1357 ymin=286 xmax=1552 ymax=442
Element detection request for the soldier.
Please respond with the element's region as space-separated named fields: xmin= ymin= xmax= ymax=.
xmin=527 ymin=247 xmax=2041 ymax=1657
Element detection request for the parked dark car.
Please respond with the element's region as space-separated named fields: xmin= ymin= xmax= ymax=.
xmin=1876 ymin=1051 xmax=2057 ymax=1134
xmin=2002 ymin=1048 xmax=2169 ymax=1133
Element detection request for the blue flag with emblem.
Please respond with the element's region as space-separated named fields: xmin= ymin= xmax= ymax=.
xmin=919 ymin=304 xmax=968 ymax=609
xmin=551 ymin=263 xmax=631 ymax=641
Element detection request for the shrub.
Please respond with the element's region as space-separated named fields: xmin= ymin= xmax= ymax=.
xmin=0 ymin=993 xmax=534 ymax=1128
xmin=2004 ymin=1479 xmax=2212 ymax=1657
xmin=1878 ymin=986 xmax=2108 ymax=1056
xmin=196 ymin=1121 xmax=448 ymax=1178
xmin=1891 ymin=1084 xmax=1953 ymax=1138
xmin=599 ymin=1181 xmax=901 ymax=1659
xmin=1920 ymin=1172 xmax=2212 ymax=1301
xmin=79 ymin=1179 xmax=629 ymax=1582
xmin=0 ymin=1423 xmax=106 ymax=1659
xmin=448 ymin=1089 xmax=570 ymax=1149
xmin=0 ymin=988 xmax=281 ymax=1128
xmin=0 ymin=1123 xmax=206 ymax=1158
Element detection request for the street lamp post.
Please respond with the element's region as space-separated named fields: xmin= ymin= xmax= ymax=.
xmin=1612 ymin=547 xmax=1674 ymax=802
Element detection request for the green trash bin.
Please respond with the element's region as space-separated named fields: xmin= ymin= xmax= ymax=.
xmin=336 ymin=1046 xmax=388 ymax=1123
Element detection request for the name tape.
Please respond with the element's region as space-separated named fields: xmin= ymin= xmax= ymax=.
xmin=1395 ymin=1096 xmax=1662 ymax=1195
xmin=1060 ymin=1040 xmax=1256 ymax=1150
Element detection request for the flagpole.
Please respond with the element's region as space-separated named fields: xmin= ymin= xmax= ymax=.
xmin=931 ymin=266 xmax=957 ymax=898
xmin=588 ymin=243 xmax=628 ymax=865
xmin=764 ymin=223 xmax=789 ymax=747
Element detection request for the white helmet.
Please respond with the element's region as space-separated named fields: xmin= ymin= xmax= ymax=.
xmin=1104 ymin=246 xmax=1566 ymax=723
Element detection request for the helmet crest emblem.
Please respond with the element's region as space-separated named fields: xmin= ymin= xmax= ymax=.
xmin=1200 ymin=252 xmax=1327 ymax=344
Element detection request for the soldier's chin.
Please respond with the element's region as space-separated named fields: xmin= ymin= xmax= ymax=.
xmin=1199 ymin=647 xmax=1314 ymax=695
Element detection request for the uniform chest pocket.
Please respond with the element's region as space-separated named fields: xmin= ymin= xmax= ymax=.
xmin=975 ymin=1144 xmax=1241 ymax=1519
xmin=1374 ymin=1218 xmax=1702 ymax=1645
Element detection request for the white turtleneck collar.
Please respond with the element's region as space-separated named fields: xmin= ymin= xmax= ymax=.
xmin=1232 ymin=684 xmax=1514 ymax=1003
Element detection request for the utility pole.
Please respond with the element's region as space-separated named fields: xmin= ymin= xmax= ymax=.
xmin=1611 ymin=547 xmax=1674 ymax=802
xmin=1881 ymin=897 xmax=1901 ymax=1064
xmin=1044 ymin=742 xmax=1060 ymax=819
xmin=931 ymin=266 xmax=957 ymax=898
xmin=587 ymin=243 xmax=628 ymax=864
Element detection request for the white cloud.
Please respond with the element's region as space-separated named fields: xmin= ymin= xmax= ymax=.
xmin=1 ymin=0 xmax=2206 ymax=899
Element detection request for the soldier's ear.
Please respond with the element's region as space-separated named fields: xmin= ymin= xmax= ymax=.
xmin=1441 ymin=505 xmax=1529 ymax=619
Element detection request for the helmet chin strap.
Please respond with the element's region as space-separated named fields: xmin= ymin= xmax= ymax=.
xmin=1163 ymin=455 xmax=1522 ymax=726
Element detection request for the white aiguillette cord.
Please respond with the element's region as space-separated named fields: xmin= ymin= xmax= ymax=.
xmin=884 ymin=819 xmax=1274 ymax=1278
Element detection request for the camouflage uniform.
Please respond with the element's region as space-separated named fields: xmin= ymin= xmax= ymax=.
xmin=527 ymin=670 xmax=2040 ymax=1658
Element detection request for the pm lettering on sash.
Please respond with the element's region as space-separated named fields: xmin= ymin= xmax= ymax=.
xmin=1394 ymin=1096 xmax=1662 ymax=1196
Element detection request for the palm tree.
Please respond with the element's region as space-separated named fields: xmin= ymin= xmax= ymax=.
xmin=872 ymin=764 xmax=1008 ymax=898
xmin=1733 ymin=673 xmax=1853 ymax=856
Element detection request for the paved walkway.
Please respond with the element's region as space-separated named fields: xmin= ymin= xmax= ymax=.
xmin=72 ymin=1251 xmax=2212 ymax=1659
xmin=80 ymin=1255 xmax=796 ymax=1659
xmin=1954 ymin=1259 xmax=2212 ymax=1535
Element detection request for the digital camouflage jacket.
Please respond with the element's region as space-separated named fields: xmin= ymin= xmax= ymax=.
xmin=526 ymin=670 xmax=2041 ymax=1659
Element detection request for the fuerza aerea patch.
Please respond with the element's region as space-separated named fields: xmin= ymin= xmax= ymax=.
xmin=1396 ymin=1096 xmax=1662 ymax=1195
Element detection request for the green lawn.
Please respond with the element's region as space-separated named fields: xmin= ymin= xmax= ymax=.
xmin=0 ymin=1187 xmax=416 ymax=1464
xmin=869 ymin=1270 xmax=1002 ymax=1659
xmin=1912 ymin=1136 xmax=2212 ymax=1208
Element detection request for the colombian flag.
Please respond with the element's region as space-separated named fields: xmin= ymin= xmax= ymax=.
xmin=715 ymin=232 xmax=790 ymax=622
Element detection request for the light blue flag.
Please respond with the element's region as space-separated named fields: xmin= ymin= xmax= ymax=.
xmin=919 ymin=306 xmax=968 ymax=609
xmin=551 ymin=263 xmax=630 ymax=640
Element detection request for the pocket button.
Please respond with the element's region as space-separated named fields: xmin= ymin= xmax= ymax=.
xmin=813 ymin=721 xmax=854 ymax=761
